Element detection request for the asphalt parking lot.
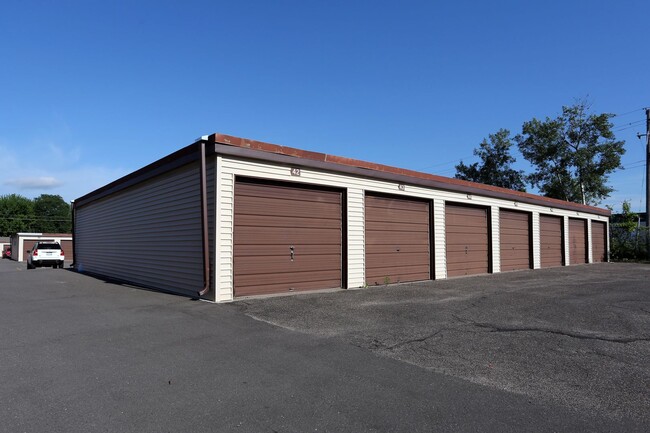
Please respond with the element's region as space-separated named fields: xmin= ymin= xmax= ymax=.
xmin=1 ymin=259 xmax=648 ymax=432
xmin=233 ymin=262 xmax=650 ymax=423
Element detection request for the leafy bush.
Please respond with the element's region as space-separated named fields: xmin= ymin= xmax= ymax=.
xmin=609 ymin=201 xmax=648 ymax=261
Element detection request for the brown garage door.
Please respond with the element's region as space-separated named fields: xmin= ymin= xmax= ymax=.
xmin=23 ymin=240 xmax=39 ymax=261
xmin=60 ymin=240 xmax=73 ymax=262
xmin=569 ymin=218 xmax=587 ymax=264
xmin=446 ymin=203 xmax=489 ymax=277
xmin=365 ymin=194 xmax=430 ymax=285
xmin=500 ymin=209 xmax=531 ymax=272
xmin=540 ymin=214 xmax=563 ymax=268
xmin=22 ymin=240 xmax=54 ymax=261
xmin=233 ymin=179 xmax=343 ymax=297
xmin=591 ymin=221 xmax=607 ymax=263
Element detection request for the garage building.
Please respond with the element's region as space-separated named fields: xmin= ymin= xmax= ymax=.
xmin=73 ymin=134 xmax=610 ymax=302
xmin=10 ymin=233 xmax=73 ymax=262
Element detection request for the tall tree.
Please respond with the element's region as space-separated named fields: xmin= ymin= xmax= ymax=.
xmin=455 ymin=129 xmax=526 ymax=191
xmin=0 ymin=194 xmax=35 ymax=236
xmin=32 ymin=194 xmax=71 ymax=233
xmin=515 ymin=101 xmax=625 ymax=205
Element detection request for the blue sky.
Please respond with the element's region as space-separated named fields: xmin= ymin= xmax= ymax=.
xmin=1 ymin=0 xmax=648 ymax=212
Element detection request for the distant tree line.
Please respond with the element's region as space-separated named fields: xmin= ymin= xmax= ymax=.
xmin=0 ymin=194 xmax=71 ymax=237
xmin=454 ymin=101 xmax=626 ymax=206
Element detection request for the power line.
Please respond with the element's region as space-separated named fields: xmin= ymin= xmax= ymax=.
xmin=613 ymin=118 xmax=644 ymax=128
xmin=0 ymin=217 xmax=71 ymax=221
xmin=612 ymin=120 xmax=645 ymax=132
xmin=613 ymin=108 xmax=645 ymax=118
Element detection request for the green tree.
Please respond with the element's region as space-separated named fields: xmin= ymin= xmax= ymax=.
xmin=32 ymin=194 xmax=71 ymax=233
xmin=515 ymin=101 xmax=625 ymax=205
xmin=0 ymin=194 xmax=35 ymax=236
xmin=608 ymin=201 xmax=647 ymax=260
xmin=455 ymin=129 xmax=526 ymax=191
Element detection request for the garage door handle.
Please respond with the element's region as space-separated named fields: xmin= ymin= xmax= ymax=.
xmin=290 ymin=246 xmax=295 ymax=261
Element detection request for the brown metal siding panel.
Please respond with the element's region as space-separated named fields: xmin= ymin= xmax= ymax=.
xmin=59 ymin=240 xmax=73 ymax=261
xmin=74 ymin=162 xmax=204 ymax=295
xmin=445 ymin=204 xmax=489 ymax=277
xmin=22 ymin=240 xmax=39 ymax=261
xmin=540 ymin=215 xmax=563 ymax=268
xmin=569 ymin=218 xmax=588 ymax=264
xmin=233 ymin=180 xmax=343 ymax=297
xmin=365 ymin=194 xmax=430 ymax=285
xmin=591 ymin=221 xmax=607 ymax=262
xmin=499 ymin=210 xmax=531 ymax=272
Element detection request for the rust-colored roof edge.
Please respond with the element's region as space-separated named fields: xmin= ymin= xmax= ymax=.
xmin=209 ymin=133 xmax=611 ymax=217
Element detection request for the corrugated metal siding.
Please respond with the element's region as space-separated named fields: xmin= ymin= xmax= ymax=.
xmin=591 ymin=221 xmax=607 ymax=262
xmin=365 ymin=194 xmax=430 ymax=285
xmin=75 ymin=162 xmax=203 ymax=295
xmin=540 ymin=214 xmax=563 ymax=268
xmin=347 ymin=188 xmax=365 ymax=288
xmin=233 ymin=179 xmax=342 ymax=296
xmin=445 ymin=203 xmax=489 ymax=277
xmin=499 ymin=209 xmax=531 ymax=272
xmin=569 ymin=218 xmax=587 ymax=264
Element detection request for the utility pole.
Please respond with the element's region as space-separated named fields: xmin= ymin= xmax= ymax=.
xmin=646 ymin=108 xmax=650 ymax=257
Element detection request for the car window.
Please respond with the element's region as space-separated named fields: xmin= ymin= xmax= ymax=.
xmin=37 ymin=243 xmax=61 ymax=250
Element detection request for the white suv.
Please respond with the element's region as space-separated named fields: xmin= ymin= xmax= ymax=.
xmin=27 ymin=242 xmax=65 ymax=269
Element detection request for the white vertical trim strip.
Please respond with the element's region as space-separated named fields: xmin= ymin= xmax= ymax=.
xmin=491 ymin=207 xmax=501 ymax=273
xmin=434 ymin=199 xmax=446 ymax=279
xmin=347 ymin=188 xmax=365 ymax=288
xmin=216 ymin=156 xmax=236 ymax=302
xmin=531 ymin=212 xmax=541 ymax=269
xmin=563 ymin=216 xmax=570 ymax=266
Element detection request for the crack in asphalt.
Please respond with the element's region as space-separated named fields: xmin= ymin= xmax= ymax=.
xmin=385 ymin=326 xmax=488 ymax=350
xmin=470 ymin=322 xmax=650 ymax=344
xmin=387 ymin=328 xmax=449 ymax=350
xmin=386 ymin=314 xmax=650 ymax=350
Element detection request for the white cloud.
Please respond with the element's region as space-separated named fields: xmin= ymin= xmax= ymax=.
xmin=0 ymin=140 xmax=128 ymax=202
xmin=4 ymin=176 xmax=64 ymax=189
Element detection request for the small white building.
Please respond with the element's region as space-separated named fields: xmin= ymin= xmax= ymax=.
xmin=73 ymin=133 xmax=609 ymax=302
xmin=10 ymin=233 xmax=73 ymax=262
